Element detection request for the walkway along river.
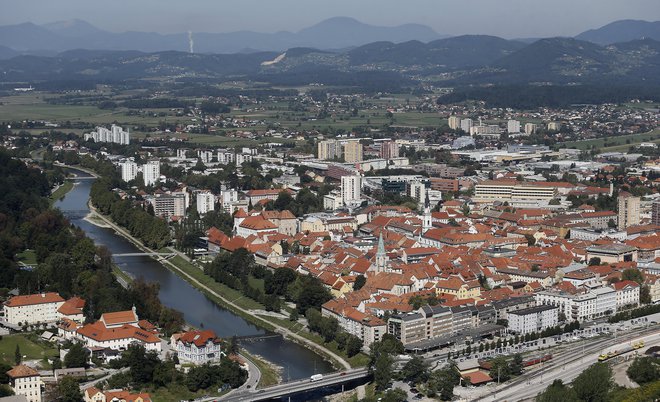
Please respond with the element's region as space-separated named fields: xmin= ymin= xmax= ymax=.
xmin=54 ymin=171 xmax=333 ymax=381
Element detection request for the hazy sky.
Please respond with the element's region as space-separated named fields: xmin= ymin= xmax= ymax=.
xmin=2 ymin=0 xmax=659 ymax=38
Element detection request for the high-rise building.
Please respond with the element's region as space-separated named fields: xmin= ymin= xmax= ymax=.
xmin=507 ymin=120 xmax=521 ymax=133
xmin=460 ymin=118 xmax=473 ymax=134
xmin=143 ymin=161 xmax=160 ymax=187
xmin=547 ymin=122 xmax=562 ymax=131
xmin=524 ymin=123 xmax=537 ymax=135
xmin=343 ymin=141 xmax=363 ymax=163
xmin=317 ymin=140 xmax=339 ymax=160
xmin=341 ymin=175 xmax=362 ymax=205
xmin=407 ymin=181 xmax=426 ymax=206
xmin=653 ymin=200 xmax=660 ymax=226
xmin=618 ymin=192 xmax=640 ymax=229
xmin=151 ymin=194 xmax=186 ymax=218
xmin=380 ymin=140 xmax=400 ymax=160
xmin=448 ymin=116 xmax=461 ymax=130
xmin=197 ymin=191 xmax=215 ymax=215
xmin=84 ymin=124 xmax=130 ymax=145
xmin=120 ymin=161 xmax=138 ymax=182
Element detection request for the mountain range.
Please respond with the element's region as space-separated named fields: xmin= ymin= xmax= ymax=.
xmin=0 ymin=17 xmax=445 ymax=56
xmin=0 ymin=18 xmax=659 ymax=57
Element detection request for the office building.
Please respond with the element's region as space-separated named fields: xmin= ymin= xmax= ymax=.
xmin=143 ymin=161 xmax=160 ymax=187
xmin=196 ymin=191 xmax=215 ymax=215
xmin=617 ymin=192 xmax=640 ymax=229
xmin=120 ymin=161 xmax=138 ymax=182
xmin=343 ymin=141 xmax=364 ymax=163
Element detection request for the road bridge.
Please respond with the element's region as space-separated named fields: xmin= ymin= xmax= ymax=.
xmin=218 ymin=368 xmax=370 ymax=402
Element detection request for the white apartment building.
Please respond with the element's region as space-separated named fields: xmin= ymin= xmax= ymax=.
xmin=341 ymin=175 xmax=362 ymax=206
xmin=614 ymin=281 xmax=640 ymax=309
xmin=318 ymin=140 xmax=340 ymax=160
xmin=508 ymin=305 xmax=559 ymax=335
xmin=219 ymin=189 xmax=239 ymax=213
xmin=507 ymin=120 xmax=521 ymax=133
xmin=7 ymin=365 xmax=42 ymax=402
xmin=524 ymin=123 xmax=537 ymax=135
xmin=84 ymin=124 xmax=130 ymax=145
xmin=143 ymin=161 xmax=160 ymax=186
xmin=198 ymin=150 xmax=214 ymax=164
xmin=448 ymin=116 xmax=461 ymax=130
xmin=171 ymin=330 xmax=224 ymax=365
xmin=460 ymin=118 xmax=473 ymax=133
xmin=150 ymin=194 xmax=186 ymax=218
xmin=535 ymin=291 xmax=596 ymax=322
xmin=3 ymin=293 xmax=65 ymax=326
xmin=591 ymin=286 xmax=617 ymax=318
xmin=196 ymin=191 xmax=215 ymax=215
xmin=120 ymin=161 xmax=138 ymax=182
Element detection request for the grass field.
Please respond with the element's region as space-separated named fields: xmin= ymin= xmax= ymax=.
xmin=0 ymin=334 xmax=59 ymax=366
xmin=49 ymin=181 xmax=74 ymax=205
xmin=560 ymin=129 xmax=660 ymax=151
xmin=16 ymin=250 xmax=37 ymax=266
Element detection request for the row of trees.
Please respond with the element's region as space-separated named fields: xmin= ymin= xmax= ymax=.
xmin=90 ymin=178 xmax=170 ymax=249
xmin=304 ymin=308 xmax=363 ymax=357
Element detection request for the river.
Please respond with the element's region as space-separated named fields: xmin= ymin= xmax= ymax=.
xmin=54 ymin=172 xmax=333 ymax=381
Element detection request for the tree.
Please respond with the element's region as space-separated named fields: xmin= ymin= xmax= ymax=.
xmin=381 ymin=388 xmax=408 ymax=402
xmin=345 ymin=335 xmax=363 ymax=358
xmin=572 ymin=363 xmax=613 ymax=402
xmin=536 ymin=379 xmax=579 ymax=402
xmin=490 ymin=356 xmax=511 ymax=383
xmin=57 ymin=376 xmax=82 ymax=402
xmin=401 ymin=355 xmax=429 ymax=384
xmin=622 ymin=268 xmax=644 ymax=285
xmin=14 ymin=345 xmax=21 ymax=365
xmin=588 ymin=257 xmax=601 ymax=266
xmin=627 ymin=357 xmax=660 ymax=385
xmin=373 ymin=353 xmax=393 ymax=391
xmin=227 ymin=335 xmax=239 ymax=355
xmin=428 ymin=365 xmax=460 ymax=400
xmin=64 ymin=343 xmax=89 ymax=368
xmin=510 ymin=353 xmax=523 ymax=376
xmin=353 ymin=274 xmax=367 ymax=291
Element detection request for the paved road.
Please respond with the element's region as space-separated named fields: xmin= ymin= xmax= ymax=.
xmin=218 ymin=368 xmax=369 ymax=402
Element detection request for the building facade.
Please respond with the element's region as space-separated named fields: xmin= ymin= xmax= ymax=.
xmin=507 ymin=305 xmax=559 ymax=335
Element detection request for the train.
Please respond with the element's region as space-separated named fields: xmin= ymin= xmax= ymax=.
xmin=479 ymin=354 xmax=552 ymax=370
xmin=598 ymin=341 xmax=644 ymax=362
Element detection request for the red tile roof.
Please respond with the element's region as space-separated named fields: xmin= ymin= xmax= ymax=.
xmin=5 ymin=292 xmax=64 ymax=307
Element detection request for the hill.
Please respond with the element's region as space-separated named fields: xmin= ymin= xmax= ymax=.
xmin=576 ymin=20 xmax=660 ymax=45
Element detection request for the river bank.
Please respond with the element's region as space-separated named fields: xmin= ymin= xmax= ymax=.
xmin=85 ymin=199 xmax=352 ymax=371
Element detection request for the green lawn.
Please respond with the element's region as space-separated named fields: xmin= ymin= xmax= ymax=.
xmin=149 ymin=382 xmax=227 ymax=401
xmin=16 ymin=250 xmax=37 ymax=266
xmin=560 ymin=129 xmax=660 ymax=151
xmin=247 ymin=276 xmax=265 ymax=293
xmin=168 ymin=255 xmax=263 ymax=311
xmin=0 ymin=334 xmax=58 ymax=366
xmin=49 ymin=181 xmax=74 ymax=205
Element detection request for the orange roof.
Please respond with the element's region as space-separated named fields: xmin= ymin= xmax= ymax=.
xmin=177 ymin=330 xmax=222 ymax=347
xmin=5 ymin=292 xmax=64 ymax=307
xmin=240 ymin=215 xmax=278 ymax=230
xmin=101 ymin=310 xmax=138 ymax=326
xmin=7 ymin=365 xmax=39 ymax=378
xmin=77 ymin=321 xmax=160 ymax=344
xmin=58 ymin=297 xmax=85 ymax=316
xmin=104 ymin=390 xmax=152 ymax=402
xmin=464 ymin=370 xmax=492 ymax=385
xmin=613 ymin=280 xmax=640 ymax=290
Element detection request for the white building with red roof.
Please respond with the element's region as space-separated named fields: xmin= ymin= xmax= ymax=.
xmin=613 ymin=280 xmax=640 ymax=309
xmin=170 ymin=330 xmax=224 ymax=364
xmin=7 ymin=365 xmax=42 ymax=402
xmin=3 ymin=292 xmax=64 ymax=326
xmin=74 ymin=307 xmax=161 ymax=352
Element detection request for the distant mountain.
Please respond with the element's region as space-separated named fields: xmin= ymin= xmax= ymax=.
xmin=576 ymin=20 xmax=660 ymax=45
xmin=0 ymin=17 xmax=446 ymax=54
xmin=0 ymin=45 xmax=19 ymax=60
